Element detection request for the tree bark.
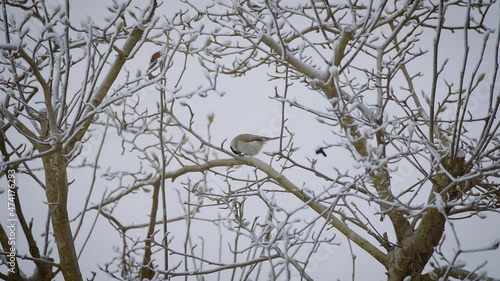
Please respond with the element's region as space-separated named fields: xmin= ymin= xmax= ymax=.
xmin=386 ymin=154 xmax=466 ymax=280
xmin=140 ymin=180 xmax=161 ymax=280
xmin=42 ymin=153 xmax=83 ymax=281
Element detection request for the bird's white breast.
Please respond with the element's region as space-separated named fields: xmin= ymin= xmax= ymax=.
xmin=236 ymin=140 xmax=265 ymax=156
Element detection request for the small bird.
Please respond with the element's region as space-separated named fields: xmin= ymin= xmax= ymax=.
xmin=315 ymin=147 xmax=327 ymax=157
xmin=230 ymin=134 xmax=281 ymax=156
xmin=148 ymin=51 xmax=161 ymax=79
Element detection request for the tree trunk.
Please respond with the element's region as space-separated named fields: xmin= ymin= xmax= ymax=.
xmin=386 ymin=155 xmax=465 ymax=280
xmin=387 ymin=208 xmax=446 ymax=281
xmin=42 ymin=153 xmax=83 ymax=281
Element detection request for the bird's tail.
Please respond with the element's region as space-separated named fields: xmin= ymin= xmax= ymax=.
xmin=266 ymin=136 xmax=285 ymax=141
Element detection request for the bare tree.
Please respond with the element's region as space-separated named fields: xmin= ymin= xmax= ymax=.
xmin=1 ymin=0 xmax=499 ymax=281
xmin=170 ymin=0 xmax=500 ymax=280
xmin=0 ymin=0 xmax=160 ymax=280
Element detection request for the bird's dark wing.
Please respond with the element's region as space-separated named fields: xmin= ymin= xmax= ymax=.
xmin=231 ymin=146 xmax=243 ymax=156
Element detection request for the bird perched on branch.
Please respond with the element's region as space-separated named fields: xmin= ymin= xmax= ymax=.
xmin=148 ymin=51 xmax=161 ymax=79
xmin=230 ymin=134 xmax=281 ymax=156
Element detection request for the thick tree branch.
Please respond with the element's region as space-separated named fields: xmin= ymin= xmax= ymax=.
xmin=66 ymin=1 xmax=158 ymax=151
